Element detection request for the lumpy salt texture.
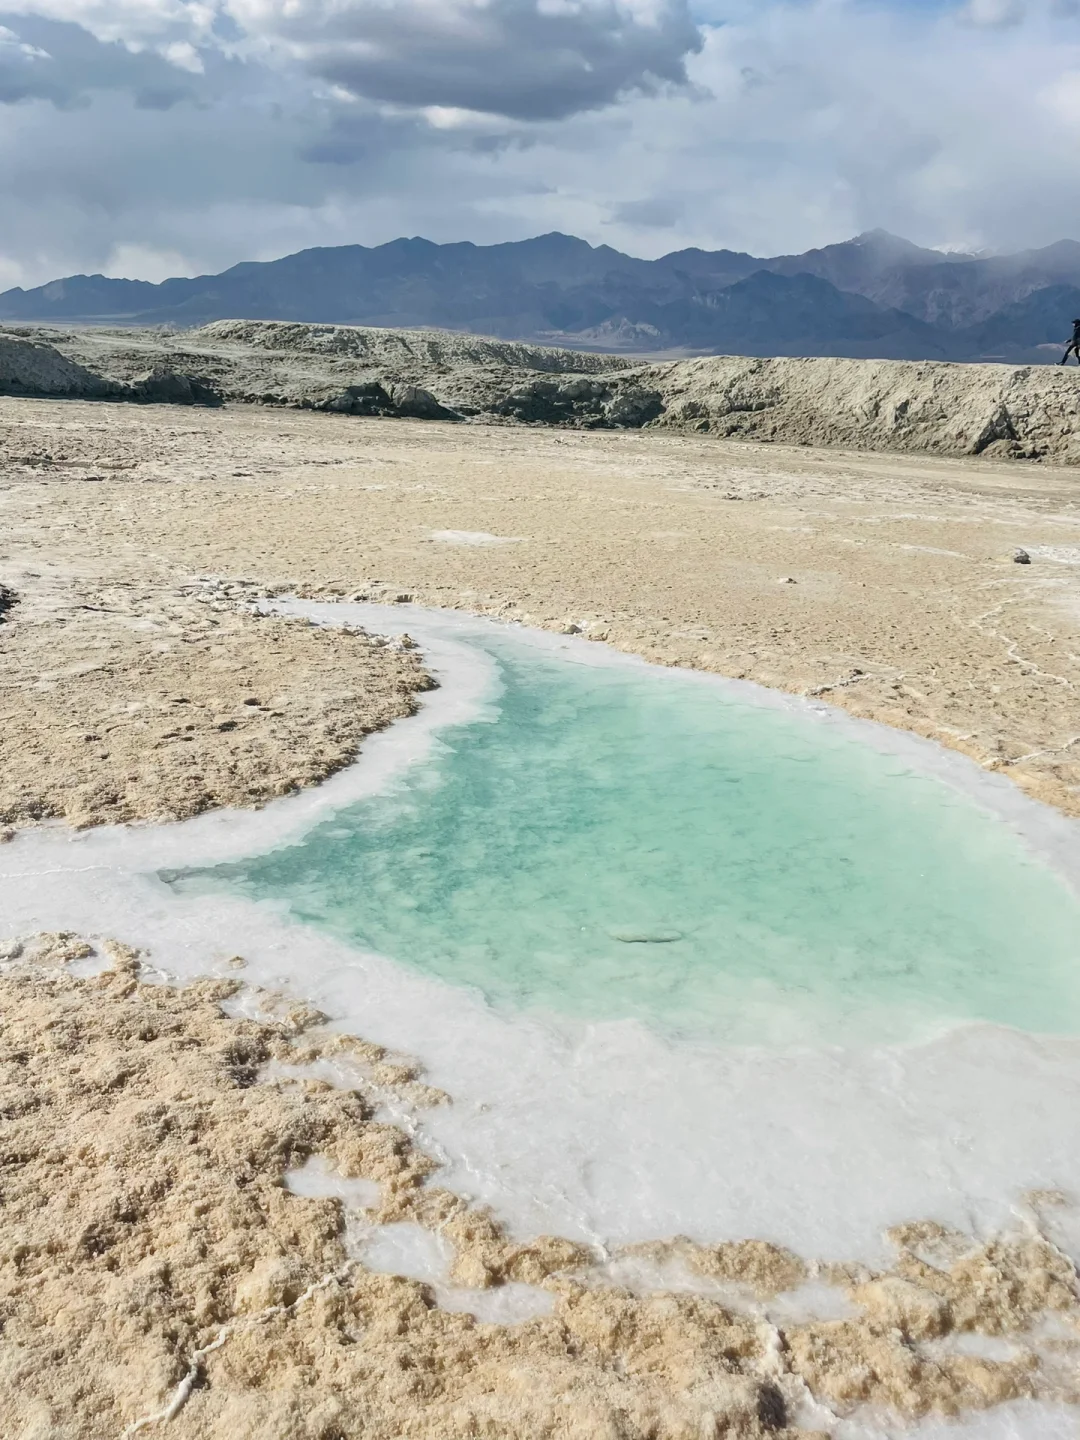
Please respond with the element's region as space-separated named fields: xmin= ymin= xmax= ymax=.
xmin=175 ymin=636 xmax=1080 ymax=1046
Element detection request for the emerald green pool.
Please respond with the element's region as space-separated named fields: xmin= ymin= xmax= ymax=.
xmin=171 ymin=634 xmax=1080 ymax=1046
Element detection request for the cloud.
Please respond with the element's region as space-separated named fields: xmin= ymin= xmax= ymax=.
xmin=0 ymin=0 xmax=217 ymax=51
xmin=0 ymin=23 xmax=57 ymax=104
xmin=612 ymin=194 xmax=686 ymax=228
xmin=0 ymin=0 xmax=704 ymax=119
xmin=103 ymin=241 xmax=196 ymax=279
xmin=3 ymin=0 xmax=1080 ymax=289
xmin=229 ymin=0 xmax=704 ymax=121
xmin=959 ymin=0 xmax=1025 ymax=27
xmin=0 ymin=13 xmax=207 ymax=106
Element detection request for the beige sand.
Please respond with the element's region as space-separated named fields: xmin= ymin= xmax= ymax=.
xmin=0 ymin=421 xmax=431 ymax=828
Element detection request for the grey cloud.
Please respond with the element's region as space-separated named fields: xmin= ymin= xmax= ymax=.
xmin=134 ymin=84 xmax=193 ymax=109
xmin=0 ymin=14 xmax=205 ymax=107
xmin=301 ymin=133 xmax=367 ymax=165
xmin=282 ymin=0 xmax=703 ymax=121
xmin=612 ymin=195 xmax=684 ymax=228
xmin=0 ymin=20 xmax=68 ymax=104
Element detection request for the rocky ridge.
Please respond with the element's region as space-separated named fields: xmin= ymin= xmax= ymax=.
xmin=5 ymin=320 xmax=1080 ymax=463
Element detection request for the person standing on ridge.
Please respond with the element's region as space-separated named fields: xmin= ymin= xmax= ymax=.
xmin=1061 ymin=319 xmax=1080 ymax=364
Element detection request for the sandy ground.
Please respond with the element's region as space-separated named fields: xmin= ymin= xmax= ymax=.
xmin=0 ymin=404 xmax=431 ymax=827
xmin=3 ymin=397 xmax=1080 ymax=1435
xmin=3 ymin=395 xmax=1078 ymax=821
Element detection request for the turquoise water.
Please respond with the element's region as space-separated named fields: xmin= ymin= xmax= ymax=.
xmin=170 ymin=638 xmax=1080 ymax=1045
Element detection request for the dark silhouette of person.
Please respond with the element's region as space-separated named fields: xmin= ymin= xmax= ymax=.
xmin=1061 ymin=319 xmax=1080 ymax=364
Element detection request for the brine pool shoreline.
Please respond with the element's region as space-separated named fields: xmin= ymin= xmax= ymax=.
xmin=3 ymin=601 xmax=1080 ymax=1274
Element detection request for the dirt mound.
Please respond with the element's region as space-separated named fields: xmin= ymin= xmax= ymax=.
xmin=10 ymin=320 xmax=1080 ymax=462
xmin=493 ymin=375 xmax=664 ymax=428
xmin=0 ymin=334 xmax=117 ymax=398
xmin=0 ymin=334 xmax=223 ymax=407
xmin=308 ymin=379 xmax=459 ymax=421
xmin=645 ymin=354 xmax=1080 ymax=463
xmin=192 ymin=319 xmax=634 ymax=376
xmin=129 ymin=364 xmax=223 ymax=406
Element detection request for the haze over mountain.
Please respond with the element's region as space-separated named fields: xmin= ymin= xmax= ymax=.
xmin=4 ymin=229 xmax=1080 ymax=365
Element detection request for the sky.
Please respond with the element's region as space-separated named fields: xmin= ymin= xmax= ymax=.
xmin=1 ymin=0 xmax=1080 ymax=288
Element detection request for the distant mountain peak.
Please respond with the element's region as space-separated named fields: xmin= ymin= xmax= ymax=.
xmin=518 ymin=231 xmax=598 ymax=250
xmin=852 ymin=228 xmax=960 ymax=259
xmin=854 ymin=228 xmax=911 ymax=244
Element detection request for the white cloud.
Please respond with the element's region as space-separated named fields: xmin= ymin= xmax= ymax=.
xmin=0 ymin=20 xmax=46 ymax=53
xmin=159 ymin=38 xmax=203 ymax=70
xmin=0 ymin=0 xmax=217 ymax=49
xmin=104 ymin=240 xmax=195 ymax=279
xmin=960 ymin=0 xmax=1025 ymax=26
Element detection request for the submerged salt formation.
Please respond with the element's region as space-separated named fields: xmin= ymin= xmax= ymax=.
xmin=180 ymin=623 xmax=1080 ymax=1046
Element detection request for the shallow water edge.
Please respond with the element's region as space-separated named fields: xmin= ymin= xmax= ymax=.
xmin=2 ymin=603 xmax=1080 ymax=1273
xmin=176 ymin=602 xmax=1080 ymax=1047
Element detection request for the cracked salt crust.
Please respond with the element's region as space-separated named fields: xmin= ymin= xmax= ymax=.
xmin=6 ymin=938 xmax=1080 ymax=1439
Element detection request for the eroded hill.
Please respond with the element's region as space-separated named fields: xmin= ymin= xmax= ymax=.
xmin=4 ymin=318 xmax=1080 ymax=463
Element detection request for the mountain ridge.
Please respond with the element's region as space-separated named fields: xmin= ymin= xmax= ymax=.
xmin=4 ymin=229 xmax=1080 ymax=363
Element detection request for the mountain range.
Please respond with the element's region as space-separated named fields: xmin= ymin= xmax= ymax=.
xmin=4 ymin=229 xmax=1080 ymax=363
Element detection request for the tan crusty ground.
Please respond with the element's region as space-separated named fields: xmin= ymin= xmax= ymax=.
xmin=3 ymin=936 xmax=1079 ymax=1440
xmin=2 ymin=394 xmax=1078 ymax=822
xmin=0 ymin=456 xmax=431 ymax=828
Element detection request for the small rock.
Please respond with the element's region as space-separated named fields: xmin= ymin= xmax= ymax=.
xmin=386 ymin=382 xmax=460 ymax=422
xmin=777 ymin=576 xmax=797 ymax=584
xmin=1013 ymin=548 xmax=1031 ymax=564
xmin=226 ymin=955 xmax=247 ymax=970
